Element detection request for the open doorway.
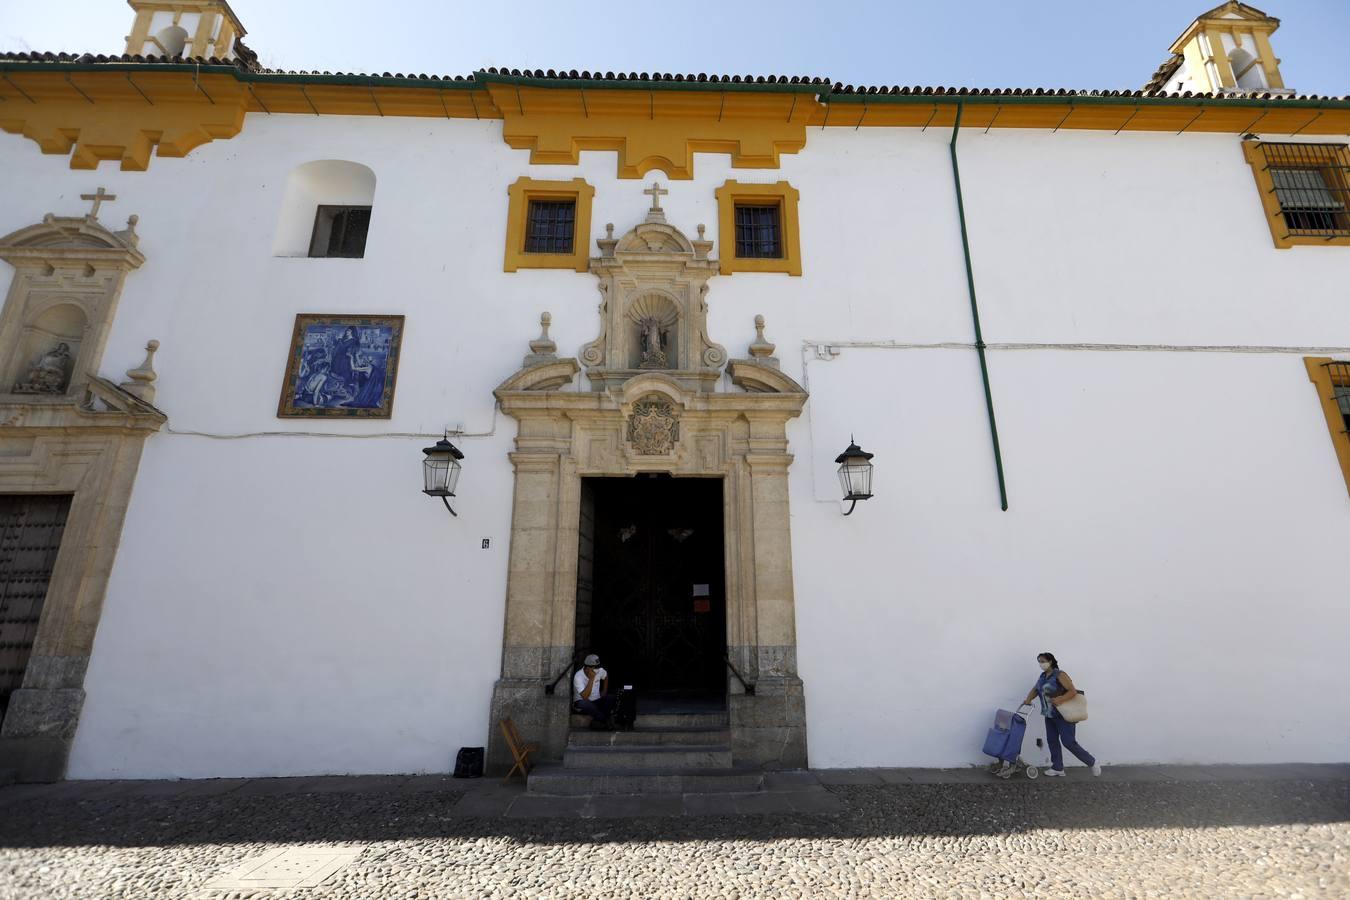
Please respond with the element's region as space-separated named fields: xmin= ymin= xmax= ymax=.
xmin=576 ymin=476 xmax=726 ymax=709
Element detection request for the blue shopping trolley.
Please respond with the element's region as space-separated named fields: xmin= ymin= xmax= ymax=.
xmin=982 ymin=704 xmax=1039 ymax=779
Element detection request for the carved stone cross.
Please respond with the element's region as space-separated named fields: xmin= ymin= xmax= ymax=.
xmin=81 ymin=187 xmax=117 ymax=219
xmin=643 ymin=182 xmax=668 ymax=212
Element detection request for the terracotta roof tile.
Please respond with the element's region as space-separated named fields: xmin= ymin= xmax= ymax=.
xmin=1143 ymin=54 xmax=1184 ymax=93
xmin=0 ymin=53 xmax=1345 ymax=102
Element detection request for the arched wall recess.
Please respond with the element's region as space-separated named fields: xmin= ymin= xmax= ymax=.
xmin=10 ymin=303 xmax=87 ymax=394
xmin=272 ymin=160 xmax=377 ymax=258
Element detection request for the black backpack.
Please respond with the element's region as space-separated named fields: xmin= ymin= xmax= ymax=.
xmin=453 ymin=746 xmax=484 ymax=778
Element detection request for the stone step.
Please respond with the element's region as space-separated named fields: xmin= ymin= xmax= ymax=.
xmin=527 ymin=764 xmax=763 ymax=796
xmin=564 ymin=744 xmax=733 ymax=770
xmin=569 ymin=712 xmax=728 ymax=730
xmin=568 ymin=727 xmax=729 ymax=747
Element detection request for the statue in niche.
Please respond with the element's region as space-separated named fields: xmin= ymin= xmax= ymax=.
xmin=638 ymin=316 xmax=669 ymax=369
xmin=13 ymin=342 xmax=73 ymax=394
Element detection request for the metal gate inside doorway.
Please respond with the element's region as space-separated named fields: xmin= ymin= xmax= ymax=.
xmin=0 ymin=495 xmax=71 ymax=724
xmin=578 ymin=476 xmax=726 ymax=702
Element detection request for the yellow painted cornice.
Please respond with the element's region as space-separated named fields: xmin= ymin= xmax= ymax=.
xmin=3 ymin=64 xmax=1350 ymax=172
xmin=488 ymin=82 xmax=813 ymax=179
xmin=0 ymin=69 xmax=249 ymax=170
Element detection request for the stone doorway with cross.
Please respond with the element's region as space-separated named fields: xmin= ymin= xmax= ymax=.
xmin=484 ymin=184 xmax=811 ymax=774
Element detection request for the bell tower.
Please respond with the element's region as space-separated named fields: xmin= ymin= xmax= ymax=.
xmin=124 ymin=0 xmax=248 ymax=60
xmin=1163 ymin=3 xmax=1291 ymax=95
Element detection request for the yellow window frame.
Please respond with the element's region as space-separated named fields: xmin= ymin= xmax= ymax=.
xmin=1243 ymin=141 xmax=1350 ymax=250
xmin=1304 ymin=356 xmax=1350 ymax=497
xmin=504 ymin=177 xmax=595 ymax=272
xmin=714 ymin=180 xmax=802 ymax=276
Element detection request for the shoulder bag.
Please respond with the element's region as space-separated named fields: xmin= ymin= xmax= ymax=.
xmin=1057 ymin=689 xmax=1088 ymax=723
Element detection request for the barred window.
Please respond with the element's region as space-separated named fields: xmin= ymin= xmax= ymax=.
xmin=1306 ymin=357 xmax=1350 ymax=498
xmin=734 ymin=204 xmax=782 ymax=259
xmin=308 ymin=205 xmax=372 ymax=258
xmin=1330 ymin=361 xmax=1350 ymax=434
xmin=525 ymin=200 xmax=576 ymax=254
xmin=1255 ymin=143 xmax=1350 ymax=239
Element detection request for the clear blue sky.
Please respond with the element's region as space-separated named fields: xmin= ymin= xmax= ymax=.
xmin=2 ymin=0 xmax=1348 ymax=93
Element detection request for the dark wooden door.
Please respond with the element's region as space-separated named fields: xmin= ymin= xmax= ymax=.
xmin=586 ymin=477 xmax=725 ymax=698
xmin=0 ymin=495 xmax=71 ymax=722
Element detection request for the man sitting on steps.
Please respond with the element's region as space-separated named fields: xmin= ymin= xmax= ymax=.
xmin=573 ymin=653 xmax=615 ymax=730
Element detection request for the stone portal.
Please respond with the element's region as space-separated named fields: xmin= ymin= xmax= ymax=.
xmin=486 ymin=187 xmax=809 ymax=773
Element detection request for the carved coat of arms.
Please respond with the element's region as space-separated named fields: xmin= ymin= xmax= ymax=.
xmin=627 ymin=399 xmax=680 ymax=455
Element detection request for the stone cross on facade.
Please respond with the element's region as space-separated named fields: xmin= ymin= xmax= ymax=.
xmin=643 ymin=182 xmax=668 ymax=212
xmin=81 ymin=187 xmax=117 ymax=219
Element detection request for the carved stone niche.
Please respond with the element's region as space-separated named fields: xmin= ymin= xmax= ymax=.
xmin=0 ymin=213 xmax=145 ymax=398
xmin=580 ymin=208 xmax=726 ymax=392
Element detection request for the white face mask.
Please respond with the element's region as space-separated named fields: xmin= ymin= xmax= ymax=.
xmin=1039 ymin=660 xmax=1053 ymax=672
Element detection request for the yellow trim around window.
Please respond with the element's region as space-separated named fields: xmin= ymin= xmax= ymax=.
xmin=504 ymin=177 xmax=595 ymax=272
xmin=714 ymin=180 xmax=802 ymax=276
xmin=1304 ymin=356 xmax=1350 ymax=498
xmin=1243 ymin=142 xmax=1350 ymax=250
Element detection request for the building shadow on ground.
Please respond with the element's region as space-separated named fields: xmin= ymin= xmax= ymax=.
xmin=0 ymin=774 xmax=1347 ymax=850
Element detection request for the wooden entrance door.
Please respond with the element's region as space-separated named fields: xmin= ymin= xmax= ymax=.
xmin=583 ymin=477 xmax=726 ymax=700
xmin=0 ymin=495 xmax=71 ymax=723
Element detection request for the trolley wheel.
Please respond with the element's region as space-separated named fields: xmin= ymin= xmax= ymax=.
xmin=1025 ymin=766 xmax=1039 ymax=779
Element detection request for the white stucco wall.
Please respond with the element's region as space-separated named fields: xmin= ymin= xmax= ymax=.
xmin=1 ymin=107 xmax=1346 ymax=778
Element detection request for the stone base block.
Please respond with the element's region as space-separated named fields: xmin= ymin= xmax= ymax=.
xmin=729 ymin=678 xmax=807 ymax=769
xmin=0 ymin=685 xmax=86 ymax=783
xmin=485 ymin=679 xmax=571 ymax=775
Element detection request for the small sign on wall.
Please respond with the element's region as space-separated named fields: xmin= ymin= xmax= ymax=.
xmin=692 ymin=584 xmax=709 ymax=597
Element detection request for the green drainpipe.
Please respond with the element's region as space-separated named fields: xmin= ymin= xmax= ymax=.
xmin=949 ymin=102 xmax=1009 ymax=511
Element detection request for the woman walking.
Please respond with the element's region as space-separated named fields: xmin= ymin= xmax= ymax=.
xmin=1023 ymin=652 xmax=1102 ymax=777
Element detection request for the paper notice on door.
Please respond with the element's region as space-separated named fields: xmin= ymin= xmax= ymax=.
xmin=692 ymin=584 xmax=710 ymax=597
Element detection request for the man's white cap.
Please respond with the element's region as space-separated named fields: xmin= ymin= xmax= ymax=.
xmin=583 ymin=654 xmax=600 ymax=666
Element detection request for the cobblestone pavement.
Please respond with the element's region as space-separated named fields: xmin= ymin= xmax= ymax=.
xmin=0 ymin=768 xmax=1347 ymax=899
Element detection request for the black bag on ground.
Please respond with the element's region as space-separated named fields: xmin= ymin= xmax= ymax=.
xmin=613 ymin=688 xmax=637 ymax=729
xmin=453 ymin=746 xmax=484 ymax=778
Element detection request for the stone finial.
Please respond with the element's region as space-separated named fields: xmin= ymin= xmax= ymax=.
xmin=597 ymin=222 xmax=618 ymax=258
xmin=523 ymin=312 xmax=559 ymax=368
xmin=114 ymin=214 xmax=140 ymax=248
xmin=120 ymin=339 xmax=160 ymax=402
xmin=692 ymin=223 xmax=712 ymax=261
xmin=748 ymin=315 xmax=779 ymax=369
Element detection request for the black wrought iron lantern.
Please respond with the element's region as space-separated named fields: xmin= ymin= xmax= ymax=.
xmin=422 ymin=436 xmax=465 ymax=516
xmin=835 ymin=438 xmax=874 ymax=516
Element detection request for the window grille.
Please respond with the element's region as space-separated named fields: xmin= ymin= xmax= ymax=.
xmin=1327 ymin=361 xmax=1350 ymax=434
xmin=734 ymin=204 xmax=782 ymax=259
xmin=1255 ymin=143 xmax=1350 ymax=239
xmin=525 ymin=200 xmax=576 ymax=254
xmin=308 ymin=205 xmax=372 ymax=258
